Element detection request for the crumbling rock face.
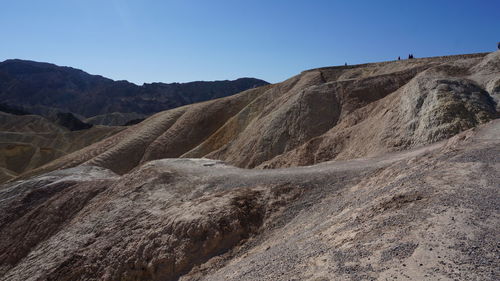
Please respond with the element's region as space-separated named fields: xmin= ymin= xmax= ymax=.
xmin=487 ymin=78 xmax=500 ymax=112
xmin=0 ymin=159 xmax=304 ymax=281
xmin=44 ymin=187 xmax=268 ymax=281
xmin=398 ymin=77 xmax=496 ymax=144
xmin=259 ymin=59 xmax=498 ymax=168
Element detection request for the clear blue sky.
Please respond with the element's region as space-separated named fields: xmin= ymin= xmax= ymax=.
xmin=1 ymin=0 xmax=499 ymax=84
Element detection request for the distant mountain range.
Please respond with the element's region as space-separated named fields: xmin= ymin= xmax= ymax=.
xmin=0 ymin=59 xmax=269 ymax=125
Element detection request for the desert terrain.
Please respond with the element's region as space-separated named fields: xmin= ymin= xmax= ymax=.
xmin=0 ymin=51 xmax=498 ymax=280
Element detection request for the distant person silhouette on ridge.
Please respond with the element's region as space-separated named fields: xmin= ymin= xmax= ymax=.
xmin=345 ymin=62 xmax=347 ymax=66
xmin=497 ymin=42 xmax=500 ymax=50
xmin=398 ymin=56 xmax=401 ymax=60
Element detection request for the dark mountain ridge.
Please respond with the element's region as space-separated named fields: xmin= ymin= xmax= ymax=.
xmin=0 ymin=59 xmax=269 ymax=121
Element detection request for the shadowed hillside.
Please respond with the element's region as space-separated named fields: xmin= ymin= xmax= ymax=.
xmin=0 ymin=59 xmax=269 ymax=124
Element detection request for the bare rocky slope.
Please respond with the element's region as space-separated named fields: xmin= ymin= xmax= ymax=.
xmin=0 ymin=112 xmax=124 ymax=183
xmin=0 ymin=52 xmax=499 ymax=280
xmin=17 ymin=51 xmax=499 ymax=180
xmin=0 ymin=118 xmax=498 ymax=281
xmin=84 ymin=112 xmax=148 ymax=126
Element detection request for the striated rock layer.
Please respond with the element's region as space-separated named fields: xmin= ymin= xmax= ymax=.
xmin=18 ymin=52 xmax=499 ymax=180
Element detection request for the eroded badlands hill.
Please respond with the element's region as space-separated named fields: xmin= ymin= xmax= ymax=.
xmin=0 ymin=118 xmax=498 ymax=281
xmin=0 ymin=112 xmax=123 ymax=183
xmin=0 ymin=52 xmax=499 ymax=281
xmin=19 ymin=51 xmax=499 ymax=180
